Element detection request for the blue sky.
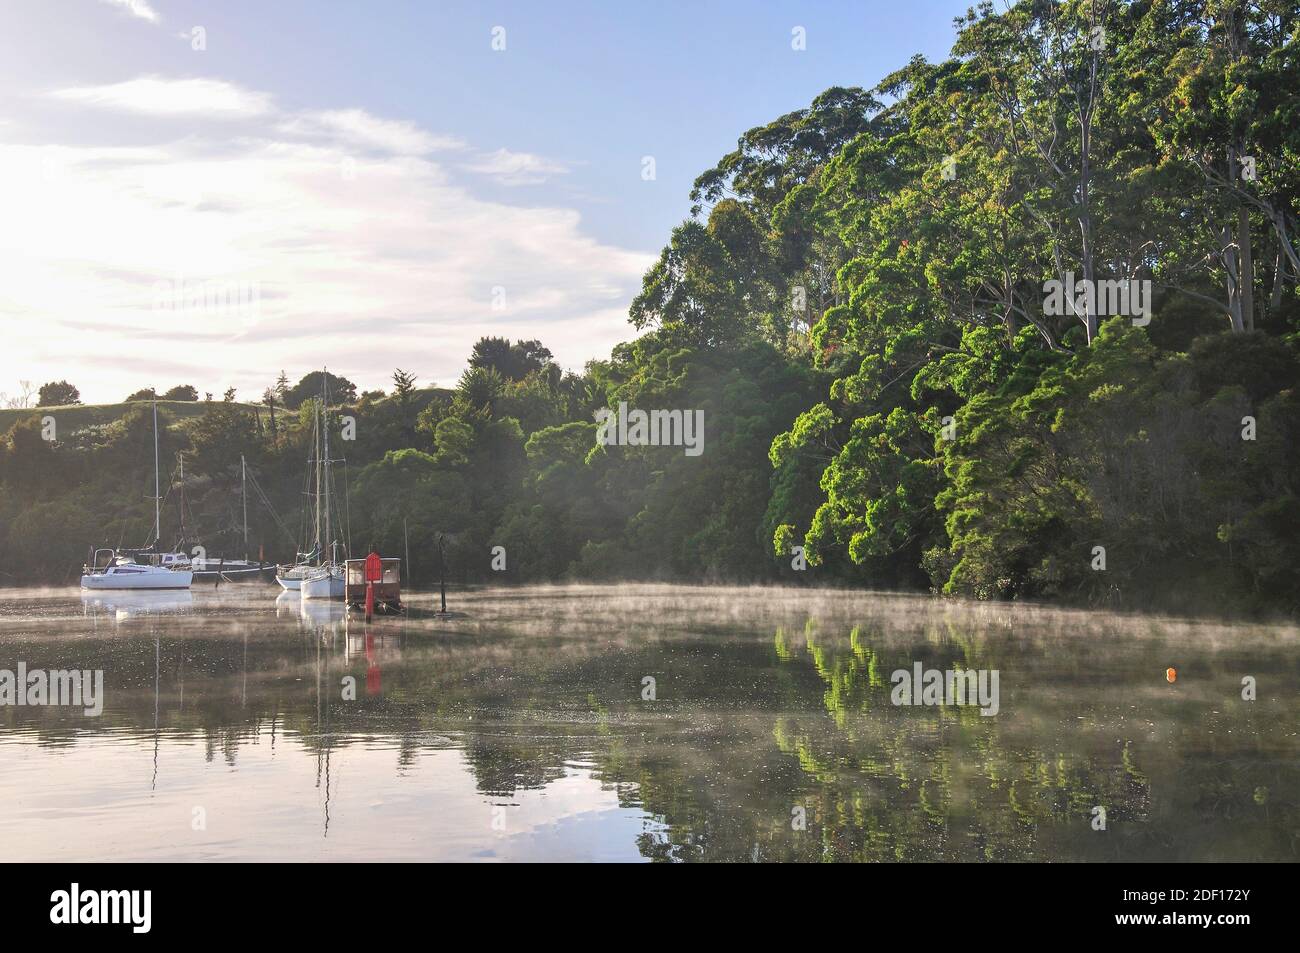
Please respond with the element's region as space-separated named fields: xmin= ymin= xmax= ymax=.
xmin=0 ymin=0 xmax=973 ymax=403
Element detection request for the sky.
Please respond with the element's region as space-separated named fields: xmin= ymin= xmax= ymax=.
xmin=0 ymin=0 xmax=974 ymax=405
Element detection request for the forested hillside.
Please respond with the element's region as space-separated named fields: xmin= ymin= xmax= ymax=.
xmin=3 ymin=0 xmax=1298 ymax=613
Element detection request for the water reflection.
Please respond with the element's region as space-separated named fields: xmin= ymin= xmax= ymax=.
xmin=81 ymin=590 xmax=194 ymax=621
xmin=0 ymin=585 xmax=1296 ymax=861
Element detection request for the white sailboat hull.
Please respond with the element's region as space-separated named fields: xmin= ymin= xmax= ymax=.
xmin=301 ymin=567 xmax=344 ymax=600
xmin=81 ymin=567 xmax=193 ymax=590
xmin=276 ymin=575 xmax=302 ymax=591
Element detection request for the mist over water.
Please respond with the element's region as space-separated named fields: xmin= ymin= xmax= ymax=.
xmin=0 ymin=584 xmax=1295 ymax=862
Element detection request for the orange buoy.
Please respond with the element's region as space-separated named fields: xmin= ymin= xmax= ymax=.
xmin=1166 ymin=667 xmax=1177 ymax=683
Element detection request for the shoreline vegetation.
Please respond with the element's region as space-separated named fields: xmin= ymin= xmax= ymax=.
xmin=3 ymin=2 xmax=1298 ymax=617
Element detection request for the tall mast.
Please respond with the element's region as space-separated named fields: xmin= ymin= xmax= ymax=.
xmin=322 ymin=368 xmax=332 ymax=565
xmin=313 ymin=394 xmax=322 ymax=562
xmin=153 ymin=400 xmax=161 ymax=547
xmin=241 ymin=454 xmax=248 ymax=556
xmin=177 ymin=452 xmax=187 ymax=544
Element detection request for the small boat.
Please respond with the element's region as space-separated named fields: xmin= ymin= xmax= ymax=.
xmin=82 ymin=551 xmax=194 ymax=590
xmin=301 ymin=564 xmax=345 ymax=600
xmin=191 ymin=557 xmax=275 ymax=583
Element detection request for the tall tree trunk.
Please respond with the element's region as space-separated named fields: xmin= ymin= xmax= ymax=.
xmin=1078 ymin=32 xmax=1100 ymax=344
xmin=1239 ymin=203 xmax=1254 ymax=330
xmin=1232 ymin=146 xmax=1254 ymax=330
xmin=1221 ymin=225 xmax=1245 ymax=332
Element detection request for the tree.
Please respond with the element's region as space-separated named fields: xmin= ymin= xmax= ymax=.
xmin=455 ymin=366 xmax=506 ymax=415
xmin=125 ymin=388 xmax=156 ymax=402
xmin=37 ymin=381 xmax=80 ymax=407
xmin=1 ymin=415 xmax=57 ymax=492
xmin=392 ymin=368 xmax=417 ymax=402
xmin=262 ymin=388 xmax=279 ymax=442
xmin=431 ymin=416 xmax=474 ymax=467
xmin=630 ymin=211 xmax=767 ymax=348
xmin=391 ymin=368 xmax=419 ymax=442
xmin=1 ymin=381 xmax=38 ymax=409
xmin=468 ymin=338 xmax=554 ymax=381
xmin=161 ymin=384 xmax=198 ymax=401
xmin=282 ymin=371 xmax=357 ymax=408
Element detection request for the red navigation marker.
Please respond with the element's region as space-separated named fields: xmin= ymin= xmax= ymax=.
xmin=364 ymin=551 xmax=382 ymax=621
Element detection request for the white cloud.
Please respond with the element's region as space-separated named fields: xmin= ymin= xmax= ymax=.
xmin=50 ymin=77 xmax=274 ymax=118
xmin=0 ymin=98 xmax=651 ymax=403
xmin=280 ymin=109 xmax=464 ymax=156
xmin=97 ymin=0 xmax=160 ymax=23
xmin=465 ymin=148 xmax=571 ymax=186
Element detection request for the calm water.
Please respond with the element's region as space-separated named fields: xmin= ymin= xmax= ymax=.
xmin=0 ymin=584 xmax=1295 ymax=862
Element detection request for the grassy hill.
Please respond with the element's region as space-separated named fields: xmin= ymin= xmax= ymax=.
xmin=0 ymin=388 xmax=455 ymax=437
xmin=369 ymin=386 xmax=455 ymax=414
xmin=0 ymin=399 xmax=251 ymax=435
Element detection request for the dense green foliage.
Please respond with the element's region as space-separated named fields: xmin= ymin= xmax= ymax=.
xmin=2 ymin=0 xmax=1297 ymax=613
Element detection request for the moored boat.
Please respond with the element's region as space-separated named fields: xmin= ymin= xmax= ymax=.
xmin=191 ymin=558 xmax=275 ymax=582
xmin=81 ymin=550 xmax=193 ymax=590
xmin=301 ymin=564 xmax=345 ymax=599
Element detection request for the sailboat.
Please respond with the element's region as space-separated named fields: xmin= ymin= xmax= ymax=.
xmin=301 ymin=558 xmax=345 ymax=599
xmin=81 ymin=402 xmax=194 ymax=590
xmin=278 ymin=370 xmax=347 ymax=598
